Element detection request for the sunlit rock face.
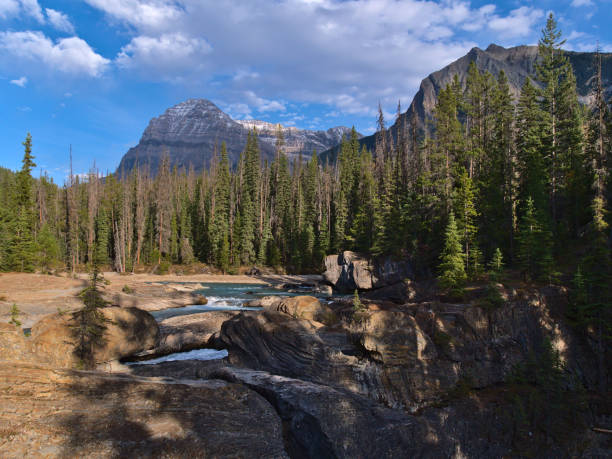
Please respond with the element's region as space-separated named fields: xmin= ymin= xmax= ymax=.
xmin=117 ymin=98 xmax=358 ymax=175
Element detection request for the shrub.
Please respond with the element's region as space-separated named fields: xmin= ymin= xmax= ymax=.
xmin=353 ymin=290 xmax=365 ymax=312
xmin=477 ymin=284 xmax=505 ymax=310
xmin=157 ymin=260 xmax=171 ymax=275
xmin=8 ymin=304 xmax=21 ymax=327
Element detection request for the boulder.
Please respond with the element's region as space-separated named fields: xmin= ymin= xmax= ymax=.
xmin=30 ymin=306 xmax=159 ymax=367
xmin=316 ymin=284 xmax=333 ymax=296
xmin=244 ymin=295 xmax=282 ymax=308
xmin=264 ymin=295 xmax=333 ymax=322
xmin=323 ymin=251 xmax=413 ymax=292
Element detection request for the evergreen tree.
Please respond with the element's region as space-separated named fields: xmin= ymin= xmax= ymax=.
xmin=433 ymin=80 xmax=464 ymax=212
xmin=94 ymin=208 xmax=110 ymax=267
xmin=577 ymin=195 xmax=611 ymax=391
xmin=482 ymin=70 xmax=515 ymax=256
xmin=489 ymin=247 xmax=504 ymax=279
xmin=438 ymin=212 xmax=466 ymax=289
xmin=453 ymin=168 xmax=481 ymax=276
xmin=10 ymin=133 xmax=37 ymax=271
xmin=37 ymin=223 xmax=60 ymax=272
xmin=516 ymin=78 xmax=548 ymax=215
xmin=516 ymin=197 xmax=553 ymax=281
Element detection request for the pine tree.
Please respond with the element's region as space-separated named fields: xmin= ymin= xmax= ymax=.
xmin=433 ymin=81 xmax=464 ymax=212
xmin=10 ymin=133 xmax=37 ymax=271
xmin=516 ymin=78 xmax=548 ymax=216
xmin=94 ymin=208 xmax=110 ymax=267
xmin=489 ymin=247 xmax=504 ymax=274
xmin=516 ymin=197 xmax=553 ymax=281
xmin=438 ymin=212 xmax=466 ymax=289
xmin=37 ymin=223 xmax=60 ymax=272
xmin=453 ymin=168 xmax=480 ymax=276
xmin=482 ymin=70 xmax=515 ymax=256
xmin=578 ymin=195 xmax=611 ymax=391
xmin=536 ymin=12 xmax=586 ymax=234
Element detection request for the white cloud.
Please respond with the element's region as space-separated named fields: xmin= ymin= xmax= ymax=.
xmin=571 ymin=0 xmax=594 ymax=6
xmin=84 ymin=0 xmax=183 ymax=30
xmin=20 ymin=0 xmax=42 ymax=22
xmin=0 ymin=31 xmax=109 ymax=77
xmin=243 ymin=91 xmax=286 ymax=112
xmin=224 ymin=102 xmax=252 ymax=119
xmin=81 ymin=0 xmax=546 ymax=118
xmin=45 ymin=8 xmax=75 ymax=33
xmin=0 ymin=0 xmax=20 ymax=18
xmin=10 ymin=75 xmax=27 ymax=86
xmin=0 ymin=0 xmax=42 ymax=21
xmin=487 ymin=6 xmax=544 ymax=39
xmin=116 ymin=32 xmax=211 ymax=78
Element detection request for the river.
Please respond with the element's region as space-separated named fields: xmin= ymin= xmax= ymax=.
xmin=130 ymin=281 xmax=322 ymax=365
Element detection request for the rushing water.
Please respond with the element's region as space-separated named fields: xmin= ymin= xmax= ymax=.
xmin=132 ymin=282 xmax=317 ymax=364
xmin=127 ymin=348 xmax=229 ymax=365
xmin=150 ymin=282 xmax=315 ymax=321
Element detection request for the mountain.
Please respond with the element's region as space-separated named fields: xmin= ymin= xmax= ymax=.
xmin=320 ymin=44 xmax=612 ymax=163
xmin=117 ymin=99 xmax=359 ymax=174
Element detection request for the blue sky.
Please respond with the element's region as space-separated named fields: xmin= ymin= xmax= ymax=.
xmin=1 ymin=0 xmax=611 ymax=182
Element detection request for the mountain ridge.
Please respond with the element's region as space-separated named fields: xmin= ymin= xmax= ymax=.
xmin=320 ymin=43 xmax=612 ymax=163
xmin=117 ymin=99 xmax=359 ymax=174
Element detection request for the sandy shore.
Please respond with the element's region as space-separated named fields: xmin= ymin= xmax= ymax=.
xmin=0 ymin=272 xmax=322 ymax=327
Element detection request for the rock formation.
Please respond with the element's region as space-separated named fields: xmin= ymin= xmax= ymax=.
xmin=29 ymin=306 xmax=159 ymax=368
xmin=0 ymin=363 xmax=287 ymax=458
xmin=104 ymin=283 xmax=207 ymax=311
xmin=1 ymin=283 xmax=608 ymax=457
xmin=153 ymin=311 xmax=239 ymax=356
xmin=263 ymin=295 xmax=333 ymax=322
xmin=323 ymin=251 xmax=413 ymax=293
xmin=218 ymin=286 xmax=594 ymax=412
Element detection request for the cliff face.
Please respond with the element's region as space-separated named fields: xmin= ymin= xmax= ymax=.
xmin=117 ymin=99 xmax=357 ymax=174
xmin=320 ymin=44 xmax=612 ymax=163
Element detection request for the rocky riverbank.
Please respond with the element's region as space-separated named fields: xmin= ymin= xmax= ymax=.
xmin=0 ymin=272 xmax=322 ymax=327
xmin=1 ymin=274 xmax=610 ymax=457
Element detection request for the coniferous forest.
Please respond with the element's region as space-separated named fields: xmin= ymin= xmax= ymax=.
xmin=1 ymin=16 xmax=611 ymax=336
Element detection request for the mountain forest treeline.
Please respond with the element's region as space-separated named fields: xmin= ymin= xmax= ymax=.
xmin=1 ymin=17 xmax=611 ymax=306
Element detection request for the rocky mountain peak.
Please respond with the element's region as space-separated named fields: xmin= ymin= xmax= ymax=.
xmin=321 ymin=44 xmax=612 ymax=163
xmin=118 ymin=99 xmax=359 ymax=174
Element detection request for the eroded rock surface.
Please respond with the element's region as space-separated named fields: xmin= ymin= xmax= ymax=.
xmin=104 ymin=284 xmax=207 ymax=311
xmin=0 ymin=363 xmax=287 ymax=458
xmin=264 ymin=296 xmax=334 ymax=322
xmin=30 ymin=306 xmax=159 ymax=368
xmin=155 ymin=311 xmax=239 ymax=355
xmin=219 ymin=288 xmax=584 ymax=411
xmin=216 ymin=367 xmax=422 ymax=458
